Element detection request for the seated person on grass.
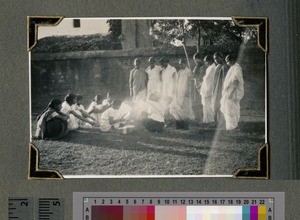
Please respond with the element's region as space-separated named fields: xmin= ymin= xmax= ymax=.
xmin=35 ymin=99 xmax=69 ymax=140
xmin=102 ymin=92 xmax=114 ymax=106
xmin=73 ymin=94 xmax=97 ymax=126
xmin=87 ymin=94 xmax=110 ymax=124
xmin=100 ymin=99 xmax=130 ymax=132
xmin=61 ymin=93 xmax=96 ymax=130
xmin=134 ymin=94 xmax=167 ymax=132
xmin=137 ymin=94 xmax=167 ymax=132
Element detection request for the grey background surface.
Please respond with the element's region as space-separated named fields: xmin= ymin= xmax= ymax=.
xmin=0 ymin=0 xmax=299 ymax=219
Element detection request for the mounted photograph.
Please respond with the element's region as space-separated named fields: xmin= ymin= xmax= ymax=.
xmin=29 ymin=17 xmax=267 ymax=178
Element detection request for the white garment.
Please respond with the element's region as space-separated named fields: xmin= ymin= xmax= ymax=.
xmin=102 ymin=99 xmax=111 ymax=106
xmin=99 ymin=103 xmax=132 ymax=132
xmin=161 ymin=64 xmax=177 ymax=98
xmin=133 ymin=89 xmax=147 ymax=103
xmin=133 ymin=100 xmax=148 ymax=119
xmin=114 ymin=102 xmax=132 ymax=121
xmin=220 ymin=63 xmax=244 ymax=130
xmin=147 ymin=100 xmax=165 ymax=123
xmin=129 ymin=67 xmax=148 ymax=100
xmin=72 ymin=104 xmax=84 ymax=114
xmin=99 ymin=108 xmax=116 ymax=132
xmin=200 ymin=63 xmax=216 ymax=97
xmin=61 ymin=101 xmax=72 ymax=115
xmin=87 ymin=101 xmax=97 ymax=113
xmin=169 ymin=100 xmax=185 ymax=121
xmin=202 ymin=97 xmax=215 ymax=123
xmin=175 ymin=67 xmax=195 ymax=120
xmin=146 ymin=65 xmax=162 ymax=97
xmin=72 ymin=104 xmax=88 ymax=126
xmin=87 ymin=100 xmax=111 ymax=124
xmin=200 ymin=63 xmax=216 ymax=123
xmin=61 ymin=101 xmax=78 ymax=130
xmin=35 ymin=111 xmax=59 ymax=137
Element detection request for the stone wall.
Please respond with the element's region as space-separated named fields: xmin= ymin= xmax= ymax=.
xmin=31 ymin=46 xmax=265 ymax=113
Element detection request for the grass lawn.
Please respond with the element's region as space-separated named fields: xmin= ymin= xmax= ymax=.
xmin=32 ymin=112 xmax=265 ymax=176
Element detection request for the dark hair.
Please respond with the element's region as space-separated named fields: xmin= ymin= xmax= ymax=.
xmin=92 ymin=94 xmax=103 ymax=103
xmin=213 ymin=51 xmax=224 ymax=58
xmin=204 ymin=55 xmax=214 ymax=63
xmin=48 ymin=99 xmax=62 ymax=109
xmin=226 ymin=53 xmax=238 ymax=62
xmin=193 ymin=52 xmax=204 ymax=60
xmin=179 ymin=58 xmax=187 ymax=65
xmin=148 ymin=57 xmax=155 ymax=62
xmin=134 ymin=58 xmax=141 ymax=64
xmin=112 ymin=98 xmax=122 ymax=107
xmin=76 ymin=94 xmax=83 ymax=101
xmin=37 ymin=99 xmax=62 ymax=121
xmin=159 ymin=57 xmax=169 ymax=64
xmin=65 ymin=93 xmax=77 ymax=104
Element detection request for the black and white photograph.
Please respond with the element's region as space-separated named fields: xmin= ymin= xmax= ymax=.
xmin=30 ymin=17 xmax=266 ymax=177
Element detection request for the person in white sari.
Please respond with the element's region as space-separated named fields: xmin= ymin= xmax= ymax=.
xmin=220 ymin=54 xmax=244 ymax=131
xmin=175 ymin=59 xmax=195 ymax=121
xmin=145 ymin=57 xmax=162 ymax=98
xmin=200 ymin=55 xmax=216 ymax=123
xmin=212 ymin=52 xmax=229 ymax=129
xmin=129 ymin=58 xmax=148 ymax=103
xmin=159 ymin=57 xmax=177 ymax=100
xmin=193 ymin=52 xmax=207 ymax=121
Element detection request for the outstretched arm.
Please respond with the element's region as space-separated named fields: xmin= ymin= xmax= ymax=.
xmin=70 ymin=110 xmax=96 ymax=125
xmin=90 ymin=105 xmax=110 ymax=114
xmin=80 ymin=109 xmax=96 ymax=121
xmin=57 ymin=111 xmax=70 ymax=119
xmin=54 ymin=114 xmax=69 ymax=122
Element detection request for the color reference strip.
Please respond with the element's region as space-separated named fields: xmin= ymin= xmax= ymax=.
xmin=91 ymin=205 xmax=267 ymax=220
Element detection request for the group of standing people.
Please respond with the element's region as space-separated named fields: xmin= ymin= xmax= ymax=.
xmin=129 ymin=51 xmax=244 ymax=132
xmin=129 ymin=57 xmax=195 ymax=125
xmin=194 ymin=52 xmax=244 ymax=131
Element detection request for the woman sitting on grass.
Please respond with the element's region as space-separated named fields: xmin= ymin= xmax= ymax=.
xmin=138 ymin=94 xmax=166 ymax=132
xmin=99 ymin=99 xmax=128 ymax=132
xmin=35 ymin=99 xmax=69 ymax=140
xmin=73 ymin=94 xmax=97 ymax=127
xmin=61 ymin=93 xmax=96 ymax=130
xmin=87 ymin=94 xmax=110 ymax=124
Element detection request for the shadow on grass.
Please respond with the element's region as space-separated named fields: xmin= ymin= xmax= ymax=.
xmin=239 ymin=121 xmax=265 ymax=133
xmin=42 ymin=121 xmax=265 ymax=160
xmin=62 ymin=126 xmax=212 ymax=159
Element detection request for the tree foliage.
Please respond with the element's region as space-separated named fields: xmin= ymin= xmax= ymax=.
xmin=33 ymin=34 xmax=122 ymax=53
xmin=151 ymin=19 xmax=257 ymax=47
xmin=106 ymin=19 xmax=122 ymax=42
xmin=151 ymin=19 xmax=186 ymax=44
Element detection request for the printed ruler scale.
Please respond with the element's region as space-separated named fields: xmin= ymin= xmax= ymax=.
xmin=8 ymin=197 xmax=64 ymax=220
xmin=73 ymin=192 xmax=284 ymax=220
xmin=8 ymin=197 xmax=34 ymax=220
xmin=37 ymin=198 xmax=64 ymax=220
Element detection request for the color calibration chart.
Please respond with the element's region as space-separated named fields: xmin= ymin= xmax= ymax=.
xmin=73 ymin=192 xmax=285 ymax=220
